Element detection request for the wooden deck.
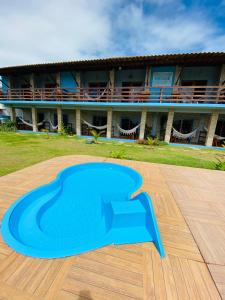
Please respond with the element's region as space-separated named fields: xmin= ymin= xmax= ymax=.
xmin=0 ymin=155 xmax=224 ymax=300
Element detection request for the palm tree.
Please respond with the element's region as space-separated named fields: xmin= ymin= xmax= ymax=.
xmin=90 ymin=129 xmax=105 ymax=143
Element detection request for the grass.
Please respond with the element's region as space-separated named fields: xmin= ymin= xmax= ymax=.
xmin=0 ymin=132 xmax=224 ymax=176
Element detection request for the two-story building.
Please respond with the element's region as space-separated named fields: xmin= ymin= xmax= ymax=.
xmin=0 ymin=52 xmax=225 ymax=146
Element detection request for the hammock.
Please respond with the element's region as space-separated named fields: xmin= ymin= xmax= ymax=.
xmin=84 ymin=82 xmax=109 ymax=100
xmin=172 ymin=127 xmax=198 ymax=139
xmin=83 ymin=119 xmax=107 ymax=130
xmin=48 ymin=118 xmax=58 ymax=130
xmin=204 ymin=127 xmax=225 ymax=140
xmin=18 ymin=117 xmax=46 ymax=127
xmin=117 ymin=124 xmax=140 ymax=135
xmin=214 ymin=134 xmax=225 ymax=140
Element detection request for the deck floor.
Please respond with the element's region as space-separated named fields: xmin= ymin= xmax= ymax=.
xmin=0 ymin=155 xmax=224 ymax=300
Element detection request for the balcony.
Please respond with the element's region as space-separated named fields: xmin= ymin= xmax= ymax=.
xmin=0 ymin=86 xmax=225 ymax=104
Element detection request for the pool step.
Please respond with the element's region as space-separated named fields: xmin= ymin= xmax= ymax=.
xmin=110 ymin=192 xmax=165 ymax=258
xmin=111 ymin=200 xmax=146 ymax=228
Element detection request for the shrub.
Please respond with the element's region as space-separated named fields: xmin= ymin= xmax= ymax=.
xmin=147 ymin=137 xmax=160 ymax=146
xmin=0 ymin=121 xmax=16 ymax=132
xmin=110 ymin=149 xmax=127 ymax=159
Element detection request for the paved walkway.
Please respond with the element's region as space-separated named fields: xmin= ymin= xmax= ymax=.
xmin=0 ymin=155 xmax=224 ymax=299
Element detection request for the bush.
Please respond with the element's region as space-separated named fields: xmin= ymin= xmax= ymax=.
xmin=110 ymin=149 xmax=127 ymax=159
xmin=147 ymin=137 xmax=160 ymax=146
xmin=0 ymin=121 xmax=16 ymax=132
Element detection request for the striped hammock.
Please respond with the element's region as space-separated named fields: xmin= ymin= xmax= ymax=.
xmin=204 ymin=126 xmax=225 ymax=140
xmin=172 ymin=127 xmax=198 ymax=139
xmin=117 ymin=123 xmax=140 ymax=135
xmin=18 ymin=117 xmax=46 ymax=127
xmin=84 ymin=82 xmax=109 ymax=100
xmin=83 ymin=119 xmax=107 ymax=130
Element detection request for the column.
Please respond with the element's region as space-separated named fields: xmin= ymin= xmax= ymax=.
xmin=205 ymin=112 xmax=219 ymax=147
xmin=106 ymin=108 xmax=113 ymax=138
xmin=76 ymin=108 xmax=81 ymax=136
xmin=164 ymin=110 xmax=174 ymax=143
xmin=57 ymin=107 xmax=62 ymax=132
xmin=9 ymin=107 xmax=16 ymax=122
xmin=31 ymin=107 xmax=38 ymax=132
xmin=139 ymin=109 xmax=147 ymax=140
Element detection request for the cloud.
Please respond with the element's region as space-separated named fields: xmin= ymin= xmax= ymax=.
xmin=0 ymin=0 xmax=224 ymax=67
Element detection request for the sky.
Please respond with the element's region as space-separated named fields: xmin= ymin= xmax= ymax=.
xmin=0 ymin=0 xmax=224 ymax=67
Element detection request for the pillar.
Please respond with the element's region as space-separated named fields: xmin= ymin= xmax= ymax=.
xmin=205 ymin=112 xmax=219 ymax=147
xmin=9 ymin=107 xmax=16 ymax=122
xmin=76 ymin=108 xmax=81 ymax=136
xmin=57 ymin=107 xmax=62 ymax=132
xmin=164 ymin=110 xmax=174 ymax=143
xmin=31 ymin=107 xmax=38 ymax=132
xmin=139 ymin=109 xmax=147 ymax=140
xmin=107 ymin=108 xmax=113 ymax=138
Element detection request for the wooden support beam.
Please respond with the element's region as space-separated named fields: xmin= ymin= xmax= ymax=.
xmin=219 ymin=64 xmax=225 ymax=85
xmin=145 ymin=66 xmax=151 ymax=87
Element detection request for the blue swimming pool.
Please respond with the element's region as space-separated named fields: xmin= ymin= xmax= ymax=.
xmin=2 ymin=162 xmax=165 ymax=258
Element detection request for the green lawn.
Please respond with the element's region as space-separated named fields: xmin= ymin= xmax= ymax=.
xmin=0 ymin=132 xmax=224 ymax=176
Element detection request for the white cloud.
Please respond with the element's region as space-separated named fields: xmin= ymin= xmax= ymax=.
xmin=0 ymin=0 xmax=224 ymax=67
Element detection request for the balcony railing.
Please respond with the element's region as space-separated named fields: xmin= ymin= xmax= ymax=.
xmin=0 ymin=86 xmax=225 ymax=103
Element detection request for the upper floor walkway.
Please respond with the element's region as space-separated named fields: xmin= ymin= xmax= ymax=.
xmin=1 ymin=85 xmax=225 ymax=104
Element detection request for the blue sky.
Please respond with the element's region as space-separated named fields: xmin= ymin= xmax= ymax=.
xmin=0 ymin=0 xmax=224 ymax=67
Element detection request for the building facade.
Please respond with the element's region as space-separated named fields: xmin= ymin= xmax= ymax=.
xmin=0 ymin=52 xmax=225 ymax=146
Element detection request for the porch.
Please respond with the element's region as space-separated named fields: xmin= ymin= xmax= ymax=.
xmin=7 ymin=105 xmax=225 ymax=147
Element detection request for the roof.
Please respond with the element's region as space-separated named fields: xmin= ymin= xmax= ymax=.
xmin=0 ymin=52 xmax=225 ymax=74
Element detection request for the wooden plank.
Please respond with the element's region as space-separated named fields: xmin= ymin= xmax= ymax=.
xmin=208 ymin=264 xmax=225 ymax=300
